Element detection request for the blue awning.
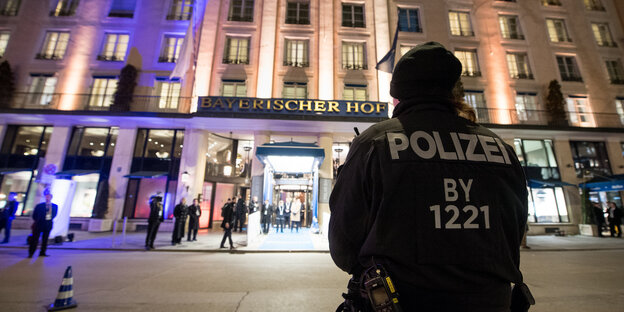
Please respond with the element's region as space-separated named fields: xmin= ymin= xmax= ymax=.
xmin=0 ymin=168 xmax=31 ymax=174
xmin=579 ymin=179 xmax=624 ymax=192
xmin=123 ymin=171 xmax=168 ymax=179
xmin=55 ymin=169 xmax=99 ymax=177
xmin=528 ymin=179 xmax=576 ymax=188
xmin=255 ymin=142 xmax=325 ymax=173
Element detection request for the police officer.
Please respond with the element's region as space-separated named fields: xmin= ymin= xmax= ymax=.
xmin=329 ymin=42 xmax=530 ymax=311
xmin=145 ymin=195 xmax=163 ymax=250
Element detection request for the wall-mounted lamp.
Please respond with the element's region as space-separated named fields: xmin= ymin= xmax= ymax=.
xmin=181 ymin=171 xmax=190 ymax=191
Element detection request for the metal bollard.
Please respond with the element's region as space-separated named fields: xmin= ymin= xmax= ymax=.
xmin=111 ymin=218 xmax=118 ymax=247
xmin=122 ymin=217 xmax=128 ymax=245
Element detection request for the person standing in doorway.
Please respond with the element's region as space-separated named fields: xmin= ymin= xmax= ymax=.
xmin=187 ymin=198 xmax=201 ymax=241
xmin=234 ymin=196 xmax=247 ymax=232
xmin=261 ymin=199 xmax=272 ymax=234
xmin=607 ymin=202 xmax=622 ymax=238
xmin=220 ymin=197 xmax=235 ymax=249
xmin=593 ymin=202 xmax=606 ymax=237
xmin=290 ymin=198 xmax=301 ymax=233
xmin=284 ymin=197 xmax=292 ymax=229
xmin=172 ymin=198 xmax=188 ymax=245
xmin=276 ymin=200 xmax=285 ymax=233
xmin=145 ymin=195 xmax=164 ymax=250
xmin=29 ymin=190 xmax=57 ymax=258
xmin=0 ymin=192 xmax=18 ymax=243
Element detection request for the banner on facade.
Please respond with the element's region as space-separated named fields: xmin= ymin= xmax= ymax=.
xmin=197 ymin=96 xmax=388 ymax=119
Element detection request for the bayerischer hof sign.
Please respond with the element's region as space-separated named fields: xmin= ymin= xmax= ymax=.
xmin=197 ymin=96 xmax=389 ymax=120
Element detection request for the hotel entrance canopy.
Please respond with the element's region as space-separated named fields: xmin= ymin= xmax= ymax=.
xmin=255 ymin=142 xmax=325 ymax=173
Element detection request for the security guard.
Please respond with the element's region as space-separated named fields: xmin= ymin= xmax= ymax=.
xmin=329 ymin=42 xmax=529 ymax=311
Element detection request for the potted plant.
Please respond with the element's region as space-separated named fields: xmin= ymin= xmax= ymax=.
xmin=0 ymin=60 xmax=16 ymax=109
xmin=545 ymin=80 xmax=568 ymax=127
xmin=110 ymin=64 xmax=137 ymax=112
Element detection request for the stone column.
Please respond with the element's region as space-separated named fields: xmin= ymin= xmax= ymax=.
xmin=318 ymin=0 xmax=333 ymax=100
xmin=256 ymin=0 xmax=278 ymax=98
xmin=106 ymin=127 xmax=137 ymax=224
xmin=606 ymin=139 xmax=624 ymax=175
xmin=553 ymin=139 xmax=582 ymax=228
xmin=0 ymin=124 xmax=6 ymax=147
xmin=317 ymin=133 xmax=333 ymax=236
xmin=250 ymin=131 xmax=270 ymax=201
xmin=176 ymin=129 xmax=208 ymax=203
xmin=42 ymin=126 xmax=71 ymax=238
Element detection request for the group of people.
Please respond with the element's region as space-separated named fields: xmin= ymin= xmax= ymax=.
xmin=263 ymin=198 xmax=303 ymax=234
xmin=593 ymin=201 xmax=623 ymax=238
xmin=145 ymin=196 xmax=202 ymax=250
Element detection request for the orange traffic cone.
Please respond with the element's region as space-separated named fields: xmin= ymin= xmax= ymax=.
xmin=48 ymin=266 xmax=77 ymax=311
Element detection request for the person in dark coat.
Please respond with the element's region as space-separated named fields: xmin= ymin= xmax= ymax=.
xmin=249 ymin=196 xmax=260 ymax=213
xmin=172 ymin=198 xmax=188 ymax=245
xmin=284 ymin=197 xmax=291 ymax=229
xmin=607 ymin=201 xmax=622 ymax=238
xmin=220 ymin=198 xmax=235 ymax=249
xmin=275 ymin=200 xmax=285 ymax=233
xmin=233 ymin=196 xmax=247 ymax=232
xmin=145 ymin=195 xmax=164 ymax=250
xmin=593 ymin=202 xmax=606 ymax=237
xmin=187 ymin=198 xmax=201 ymax=241
xmin=29 ymin=191 xmax=58 ymax=258
xmin=0 ymin=192 xmax=18 ymax=243
xmin=261 ymin=199 xmax=272 ymax=234
xmin=329 ymin=42 xmax=530 ymax=311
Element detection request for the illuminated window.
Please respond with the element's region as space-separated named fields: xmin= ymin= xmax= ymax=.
xmin=343 ymin=84 xmax=367 ymax=101
xmin=159 ymin=34 xmax=184 ymax=63
xmin=615 ymin=98 xmax=624 ymax=125
xmin=0 ymin=31 xmax=9 ymax=57
xmin=0 ymin=0 xmax=20 ymax=16
xmin=541 ymin=0 xmax=561 ymax=6
xmin=26 ymin=74 xmax=57 ymax=106
xmin=283 ymin=82 xmax=307 ymax=99
xmin=556 ymin=55 xmax=582 ymax=82
xmin=605 ymin=59 xmax=624 ymax=85
xmin=155 ymin=78 xmax=181 ymax=110
xmin=109 ymin=0 xmax=136 ymax=18
xmin=284 ymin=39 xmax=308 ymax=67
xmin=398 ymin=8 xmax=421 ymax=32
xmin=342 ymin=3 xmax=365 ymax=28
xmin=592 ymin=23 xmax=616 ymax=47
xmin=67 ymin=127 xmax=118 ymax=158
xmin=570 ymin=141 xmax=611 ymax=178
xmin=167 ymin=0 xmax=193 ymax=20
xmin=506 ymin=52 xmax=533 ymax=79
xmin=566 ymin=96 xmax=594 ymax=127
xmin=454 ymin=49 xmax=480 ymax=77
xmin=51 ymin=0 xmax=79 ymax=17
xmin=88 ymin=77 xmax=118 ymax=108
xmin=448 ymin=11 xmax=473 ymax=36
xmin=515 ymin=92 xmax=540 ymax=123
xmin=584 ymin=0 xmax=605 ymax=11
xmin=464 ymin=91 xmax=489 ymax=122
xmin=546 ymin=19 xmax=571 ymax=43
xmin=36 ymin=31 xmax=70 ymax=60
xmin=222 ymin=80 xmax=246 ymax=97
xmin=499 ymin=15 xmax=524 ymax=40
xmin=98 ymin=33 xmax=129 ymax=61
xmin=228 ymin=0 xmax=254 ymax=22
xmin=285 ymin=1 xmax=309 ymax=25
xmin=342 ymin=41 xmax=367 ymax=70
xmin=223 ymin=37 xmax=249 ymax=64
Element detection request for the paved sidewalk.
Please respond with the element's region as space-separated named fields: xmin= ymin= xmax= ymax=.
xmin=1 ymin=228 xmax=623 ymax=253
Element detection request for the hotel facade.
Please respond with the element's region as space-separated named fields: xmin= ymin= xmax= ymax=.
xmin=0 ymin=0 xmax=623 ymax=239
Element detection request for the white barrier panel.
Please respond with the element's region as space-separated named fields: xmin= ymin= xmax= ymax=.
xmin=50 ymin=179 xmax=76 ymax=238
xmin=247 ymin=211 xmax=262 ymax=245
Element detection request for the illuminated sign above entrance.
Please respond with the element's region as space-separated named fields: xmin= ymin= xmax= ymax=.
xmin=197 ymin=96 xmax=388 ymax=120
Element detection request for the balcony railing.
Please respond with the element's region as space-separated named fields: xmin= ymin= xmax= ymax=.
xmin=561 ymin=75 xmax=583 ymax=82
xmin=35 ymin=53 xmax=63 ymax=60
xmin=222 ymin=58 xmax=249 ymax=65
xmin=0 ymin=8 xmax=18 ymax=16
xmin=462 ymin=71 xmax=482 ymax=77
xmin=166 ymin=14 xmax=191 ymax=21
xmin=283 ymin=60 xmax=309 ymax=67
xmin=511 ymin=73 xmax=534 ymax=80
xmin=158 ymin=56 xmax=178 ymax=63
xmin=97 ymin=55 xmax=124 ymax=62
xmin=4 ymin=92 xmax=624 ymax=128
xmin=6 ymin=92 xmax=190 ymax=113
xmin=343 ymin=63 xmax=368 ymax=70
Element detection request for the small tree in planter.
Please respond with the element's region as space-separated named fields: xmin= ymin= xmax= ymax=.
xmin=110 ymin=64 xmax=137 ymax=112
xmin=0 ymin=61 xmax=16 ymax=109
xmin=545 ymin=80 xmax=568 ymax=127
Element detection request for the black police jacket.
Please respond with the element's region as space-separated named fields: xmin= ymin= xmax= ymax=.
xmin=329 ymin=97 xmax=528 ymax=310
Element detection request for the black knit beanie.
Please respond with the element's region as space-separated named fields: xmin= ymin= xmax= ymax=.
xmin=390 ymin=42 xmax=462 ymax=101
